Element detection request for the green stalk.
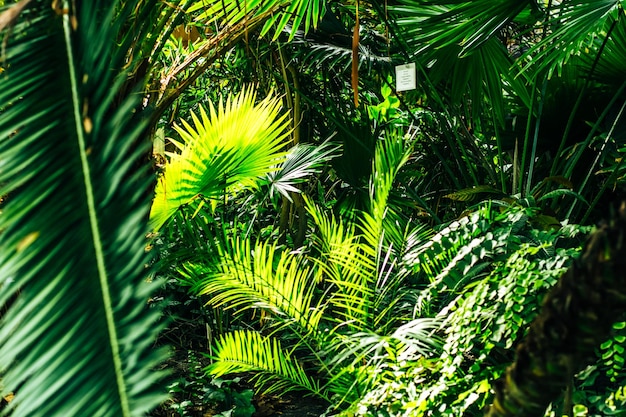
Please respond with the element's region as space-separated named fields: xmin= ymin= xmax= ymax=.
xmin=518 ymin=77 xmax=536 ymax=196
xmin=550 ymin=17 xmax=619 ymax=177
xmin=573 ymin=99 xmax=626 ymax=222
xmin=524 ymin=77 xmax=548 ymax=197
xmin=563 ymin=81 xmax=626 ymax=180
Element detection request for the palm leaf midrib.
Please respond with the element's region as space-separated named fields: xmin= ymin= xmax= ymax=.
xmin=0 ymin=2 xmax=166 ymax=416
xmin=60 ymin=9 xmax=132 ymax=414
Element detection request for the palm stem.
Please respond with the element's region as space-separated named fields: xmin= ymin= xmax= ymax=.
xmin=524 ymin=77 xmax=547 ymax=196
xmin=550 ymin=16 xmax=619 ymax=178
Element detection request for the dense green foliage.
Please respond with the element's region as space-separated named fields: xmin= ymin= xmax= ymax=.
xmin=2 ymin=0 xmax=626 ymax=416
xmin=348 ymin=205 xmax=590 ymax=416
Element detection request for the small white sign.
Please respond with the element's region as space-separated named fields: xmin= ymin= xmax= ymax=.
xmin=396 ymin=63 xmax=416 ymax=92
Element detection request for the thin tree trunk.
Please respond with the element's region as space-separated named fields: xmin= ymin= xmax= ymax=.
xmin=486 ymin=204 xmax=626 ymax=417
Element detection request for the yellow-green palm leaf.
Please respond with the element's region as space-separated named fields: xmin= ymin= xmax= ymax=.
xmin=207 ymin=330 xmax=331 ymax=401
xmin=150 ymin=87 xmax=291 ymax=230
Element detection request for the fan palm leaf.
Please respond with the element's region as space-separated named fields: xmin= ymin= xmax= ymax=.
xmin=149 ymin=87 xmax=291 ymax=230
xmin=0 ymin=1 xmax=166 ymax=416
xmin=521 ymin=0 xmax=624 ymax=78
xmin=391 ymin=0 xmax=533 ymax=122
xmin=265 ymin=140 xmax=340 ymax=200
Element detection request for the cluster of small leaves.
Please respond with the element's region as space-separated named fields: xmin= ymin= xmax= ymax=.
xmin=600 ymin=321 xmax=626 ymax=384
xmin=348 ymin=203 xmax=589 ymax=416
xmin=166 ymin=351 xmax=255 ymax=417
xmin=570 ymin=320 xmax=626 ymax=416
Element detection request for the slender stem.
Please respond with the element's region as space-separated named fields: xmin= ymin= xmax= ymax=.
xmin=576 ymin=99 xmax=626 ymax=222
xmin=550 ymin=17 xmax=619 ymax=177
xmin=563 ymin=81 xmax=626 ymax=180
xmin=525 ymin=77 xmax=548 ymax=196
xmin=518 ymin=76 xmax=536 ymax=196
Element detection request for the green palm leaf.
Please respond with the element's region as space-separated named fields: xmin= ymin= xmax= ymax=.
xmin=360 ymin=132 xmax=411 ymax=252
xmin=521 ymin=0 xmax=623 ymax=77
xmin=0 ymin=2 xmax=166 ymax=416
xmin=391 ymin=0 xmax=533 ymax=122
xmin=186 ymin=236 xmax=323 ymax=334
xmin=265 ymin=141 xmax=340 ymax=200
xmin=188 ymin=0 xmax=326 ymax=40
xmin=305 ymin=198 xmax=378 ymax=331
xmin=149 ymin=87 xmax=291 ymax=230
xmin=207 ymin=330 xmax=331 ymax=401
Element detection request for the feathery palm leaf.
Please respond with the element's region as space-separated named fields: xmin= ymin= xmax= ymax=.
xmin=150 ymin=87 xmax=291 ymax=230
xmin=206 ymin=330 xmax=331 ymax=401
xmin=185 ymin=236 xmax=323 ymax=333
xmin=305 ymin=198 xmax=378 ymax=330
xmin=0 ymin=1 xmax=166 ymax=416
xmin=323 ymin=318 xmax=441 ymax=404
xmin=360 ymin=132 xmax=412 ymax=252
xmin=326 ymin=318 xmax=441 ymax=372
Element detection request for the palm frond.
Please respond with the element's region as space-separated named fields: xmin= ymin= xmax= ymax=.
xmin=521 ymin=0 xmax=623 ymax=78
xmin=206 ymin=330 xmax=331 ymax=401
xmin=265 ymin=141 xmax=340 ymax=201
xmin=360 ymin=131 xmax=412 ymax=252
xmin=150 ymin=87 xmax=291 ymax=230
xmin=186 ymin=236 xmax=323 ymax=334
xmin=305 ymin=197 xmax=367 ymax=283
xmin=444 ymin=185 xmax=506 ymax=202
xmin=326 ymin=318 xmax=441 ymax=369
xmin=305 ymin=198 xmax=377 ymax=329
xmin=391 ymin=1 xmax=533 ymax=123
xmin=322 ymin=318 xmax=441 ymax=403
xmin=189 ymin=0 xmax=327 ymax=40
xmin=577 ymin=15 xmax=626 ymax=86
xmin=393 ymin=0 xmax=532 ymax=54
xmin=0 ymin=2 xmax=166 ymax=415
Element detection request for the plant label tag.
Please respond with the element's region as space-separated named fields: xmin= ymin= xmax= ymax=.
xmin=396 ymin=63 xmax=416 ymax=92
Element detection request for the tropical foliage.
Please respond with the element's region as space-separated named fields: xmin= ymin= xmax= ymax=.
xmin=3 ymin=0 xmax=626 ymax=416
xmin=348 ymin=204 xmax=590 ymax=416
xmin=154 ymin=105 xmax=439 ymax=408
xmin=0 ymin=1 xmax=168 ymax=416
